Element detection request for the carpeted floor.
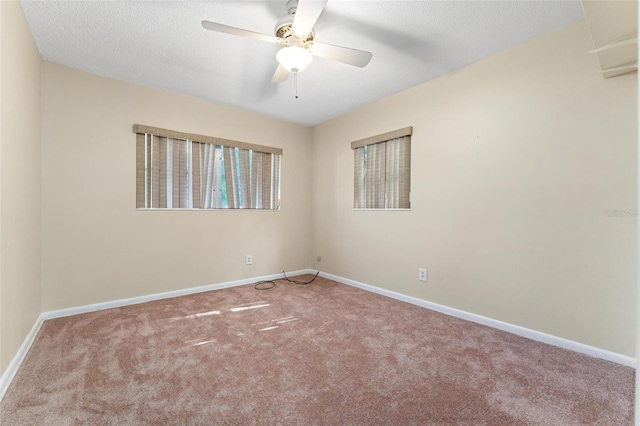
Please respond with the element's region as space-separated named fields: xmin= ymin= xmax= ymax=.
xmin=0 ymin=275 xmax=634 ymax=425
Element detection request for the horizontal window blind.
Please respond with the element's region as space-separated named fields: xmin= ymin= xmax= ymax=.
xmin=350 ymin=126 xmax=412 ymax=149
xmin=136 ymin=134 xmax=189 ymax=209
xmin=135 ymin=125 xmax=281 ymax=210
xmin=352 ymin=127 xmax=412 ymax=209
xmin=133 ymin=124 xmax=282 ymax=155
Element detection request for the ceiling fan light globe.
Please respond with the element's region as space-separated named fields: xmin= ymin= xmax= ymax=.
xmin=276 ymin=46 xmax=313 ymax=73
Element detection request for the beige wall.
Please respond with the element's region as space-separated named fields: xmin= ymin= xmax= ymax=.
xmin=0 ymin=1 xmax=42 ymax=374
xmin=1 ymin=13 xmax=636 ymax=375
xmin=311 ymin=21 xmax=637 ymax=356
xmin=41 ymin=63 xmax=312 ymax=311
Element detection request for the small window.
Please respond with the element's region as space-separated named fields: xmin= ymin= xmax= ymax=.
xmin=352 ymin=127 xmax=412 ymax=209
xmin=135 ymin=125 xmax=281 ymax=210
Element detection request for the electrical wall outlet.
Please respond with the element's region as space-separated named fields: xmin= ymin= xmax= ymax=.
xmin=245 ymin=255 xmax=253 ymax=265
xmin=418 ymin=268 xmax=427 ymax=282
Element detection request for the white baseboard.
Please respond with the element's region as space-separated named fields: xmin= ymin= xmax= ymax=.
xmin=0 ymin=269 xmax=314 ymax=401
xmin=40 ymin=269 xmax=314 ymax=320
xmin=0 ymin=315 xmax=44 ymax=401
xmin=320 ymin=272 xmax=637 ymax=369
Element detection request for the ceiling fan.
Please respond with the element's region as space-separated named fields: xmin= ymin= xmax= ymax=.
xmin=201 ymin=0 xmax=373 ymax=83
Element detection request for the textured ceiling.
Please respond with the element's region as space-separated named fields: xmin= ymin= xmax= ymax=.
xmin=20 ymin=0 xmax=585 ymax=127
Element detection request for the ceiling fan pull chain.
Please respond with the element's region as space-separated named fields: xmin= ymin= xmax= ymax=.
xmin=294 ymin=72 xmax=299 ymax=99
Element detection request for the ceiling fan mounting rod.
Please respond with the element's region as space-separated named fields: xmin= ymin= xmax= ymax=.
xmin=286 ymin=0 xmax=299 ymax=16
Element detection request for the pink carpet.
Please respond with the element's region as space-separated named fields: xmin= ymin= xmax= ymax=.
xmin=0 ymin=275 xmax=634 ymax=424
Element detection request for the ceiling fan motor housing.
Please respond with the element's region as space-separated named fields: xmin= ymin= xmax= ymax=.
xmin=274 ymin=1 xmax=314 ymax=47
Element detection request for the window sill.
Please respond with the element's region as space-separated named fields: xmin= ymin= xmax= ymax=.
xmin=136 ymin=208 xmax=281 ymax=211
xmin=353 ymin=208 xmax=411 ymax=211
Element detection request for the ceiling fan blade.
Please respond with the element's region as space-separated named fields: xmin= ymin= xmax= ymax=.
xmin=291 ymin=0 xmax=328 ymax=38
xmin=272 ymin=64 xmax=290 ymax=83
xmin=310 ymin=42 xmax=373 ymax=68
xmin=201 ymin=20 xmax=278 ymax=44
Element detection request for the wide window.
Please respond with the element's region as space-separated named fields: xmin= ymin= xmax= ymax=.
xmin=135 ymin=125 xmax=281 ymax=210
xmin=352 ymin=127 xmax=412 ymax=209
